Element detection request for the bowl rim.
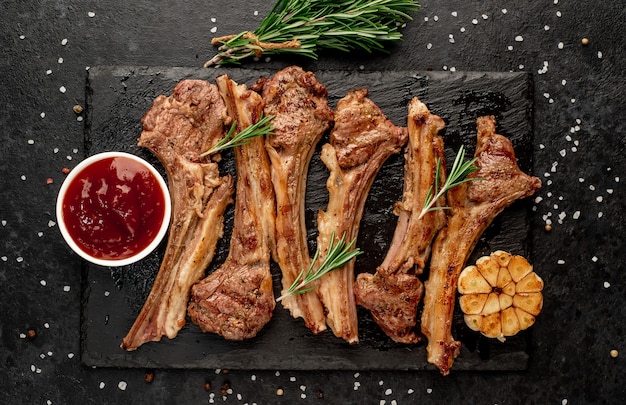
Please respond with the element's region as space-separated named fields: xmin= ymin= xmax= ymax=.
xmin=55 ymin=151 xmax=171 ymax=267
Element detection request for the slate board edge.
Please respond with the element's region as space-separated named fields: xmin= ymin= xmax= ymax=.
xmin=81 ymin=66 xmax=534 ymax=371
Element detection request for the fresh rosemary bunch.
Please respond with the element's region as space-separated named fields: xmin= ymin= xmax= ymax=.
xmin=418 ymin=145 xmax=481 ymax=219
xmin=201 ymin=114 xmax=275 ymax=157
xmin=276 ymin=232 xmax=362 ymax=302
xmin=205 ymin=0 xmax=420 ymax=67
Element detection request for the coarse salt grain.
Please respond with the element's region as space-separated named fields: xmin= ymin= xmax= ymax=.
xmin=40 ymin=112 xmax=46 ymax=118
xmin=573 ymin=211 xmax=580 ymax=219
xmin=63 ymin=285 xmax=70 ymax=292
xmin=604 ymin=281 xmax=610 ymax=288
xmin=48 ymin=220 xmax=56 ymax=227
xmin=61 ymin=38 xmax=68 ymax=45
xmin=408 ymin=388 xmax=414 ymax=394
xmin=59 ymin=86 xmax=66 ymax=93
xmin=44 ymin=322 xmax=50 ymax=328
xmin=88 ymin=11 xmax=96 ymax=17
xmin=58 ymin=57 xmax=63 ymax=64
xmin=40 ymin=280 xmax=47 ymax=286
xmin=426 ymin=388 xmax=433 ymax=394
xmin=99 ymin=382 xmax=105 ymax=389
xmin=515 ymin=35 xmax=524 ymax=42
xmin=385 ymin=388 xmax=393 ymax=395
xmin=502 ymin=9 xmax=508 ymax=14
xmin=592 ymin=256 xmax=598 ymax=262
xmin=68 ymin=352 xmax=74 ymax=359
xmin=210 ymin=27 xmax=217 ymax=33
xmin=557 ymin=259 xmax=565 ymax=265
xmin=290 ymin=376 xmax=296 ymax=382
xmin=251 ymin=375 xmax=256 ymax=381
xmin=118 ymin=381 xmax=127 ymax=391
xmin=472 ymin=19 xmax=478 ymax=25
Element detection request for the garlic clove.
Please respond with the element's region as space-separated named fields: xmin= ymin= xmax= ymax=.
xmin=479 ymin=312 xmax=502 ymax=339
xmin=513 ymin=292 xmax=543 ymax=316
xmin=492 ymin=250 xmax=512 ymax=267
xmin=516 ymin=271 xmax=544 ymax=293
xmin=499 ymin=292 xmax=513 ymax=310
xmin=476 ymin=255 xmax=500 ymax=287
xmin=508 ymin=255 xmax=533 ymax=282
xmin=515 ymin=307 xmax=536 ymax=330
xmin=501 ymin=307 xmax=520 ymax=336
xmin=459 ymin=293 xmax=488 ymax=315
xmin=482 ymin=292 xmax=502 ymax=315
xmin=458 ymin=265 xmax=492 ymax=294
xmin=464 ymin=314 xmax=482 ymax=331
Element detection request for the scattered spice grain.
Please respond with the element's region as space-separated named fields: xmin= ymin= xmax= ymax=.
xmin=26 ymin=328 xmax=37 ymax=340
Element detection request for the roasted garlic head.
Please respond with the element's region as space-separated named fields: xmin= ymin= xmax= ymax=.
xmin=457 ymin=250 xmax=544 ymax=342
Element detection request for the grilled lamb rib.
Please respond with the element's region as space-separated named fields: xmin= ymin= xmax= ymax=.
xmin=187 ymin=75 xmax=277 ymax=340
xmin=253 ymin=66 xmax=334 ymax=333
xmin=316 ymin=88 xmax=408 ymax=343
xmin=354 ymin=97 xmax=447 ymax=344
xmin=421 ymin=115 xmax=542 ymax=375
xmin=121 ymin=80 xmax=235 ymax=350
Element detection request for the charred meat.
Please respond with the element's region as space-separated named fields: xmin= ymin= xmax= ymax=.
xmin=316 ymin=88 xmax=408 ymax=343
xmin=121 ymin=80 xmax=234 ymax=351
xmin=354 ymin=97 xmax=446 ymax=344
xmin=420 ymin=115 xmax=542 ymax=375
xmin=253 ymin=66 xmax=334 ymax=333
xmin=187 ymin=75 xmax=277 ymax=340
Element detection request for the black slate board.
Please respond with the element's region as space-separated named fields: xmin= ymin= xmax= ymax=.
xmin=82 ymin=66 xmax=535 ymax=371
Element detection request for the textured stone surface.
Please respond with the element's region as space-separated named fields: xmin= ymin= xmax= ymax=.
xmin=1 ymin=1 xmax=624 ymax=403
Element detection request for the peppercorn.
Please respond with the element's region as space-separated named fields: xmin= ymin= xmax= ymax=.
xmin=26 ymin=328 xmax=37 ymax=340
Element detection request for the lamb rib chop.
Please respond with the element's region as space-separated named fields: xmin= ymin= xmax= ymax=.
xmin=354 ymin=97 xmax=447 ymax=344
xmin=122 ymin=80 xmax=235 ymax=350
xmin=253 ymin=66 xmax=334 ymax=333
xmin=421 ymin=115 xmax=542 ymax=375
xmin=187 ymin=75 xmax=277 ymax=340
xmin=316 ymin=88 xmax=408 ymax=344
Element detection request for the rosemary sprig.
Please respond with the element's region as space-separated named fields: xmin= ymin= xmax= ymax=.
xmin=205 ymin=0 xmax=420 ymax=67
xmin=201 ymin=114 xmax=274 ymax=157
xmin=418 ymin=145 xmax=481 ymax=219
xmin=276 ymin=232 xmax=362 ymax=302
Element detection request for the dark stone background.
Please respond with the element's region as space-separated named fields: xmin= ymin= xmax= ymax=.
xmin=1 ymin=1 xmax=624 ymax=403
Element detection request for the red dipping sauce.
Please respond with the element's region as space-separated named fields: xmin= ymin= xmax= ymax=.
xmin=58 ymin=153 xmax=170 ymax=263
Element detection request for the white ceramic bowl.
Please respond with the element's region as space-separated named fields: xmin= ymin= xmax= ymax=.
xmin=56 ymin=151 xmax=171 ymax=267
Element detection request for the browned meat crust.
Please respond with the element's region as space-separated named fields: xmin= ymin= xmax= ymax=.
xmin=254 ymin=66 xmax=334 ymax=333
xmin=187 ymin=75 xmax=277 ymax=340
xmin=316 ymin=88 xmax=408 ymax=343
xmin=121 ymin=80 xmax=234 ymax=351
xmin=354 ymin=97 xmax=446 ymax=344
xmin=420 ymin=115 xmax=542 ymax=375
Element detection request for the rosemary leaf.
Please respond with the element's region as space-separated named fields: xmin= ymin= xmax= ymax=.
xmin=201 ymin=114 xmax=274 ymax=157
xmin=418 ymin=145 xmax=481 ymax=219
xmin=205 ymin=0 xmax=420 ymax=67
xmin=276 ymin=232 xmax=362 ymax=302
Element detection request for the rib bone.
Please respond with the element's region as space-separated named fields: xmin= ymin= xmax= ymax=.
xmin=316 ymin=88 xmax=408 ymax=343
xmin=121 ymin=80 xmax=234 ymax=350
xmin=354 ymin=97 xmax=446 ymax=344
xmin=186 ymin=75 xmax=277 ymax=340
xmin=421 ymin=115 xmax=542 ymax=375
xmin=254 ymin=66 xmax=334 ymax=333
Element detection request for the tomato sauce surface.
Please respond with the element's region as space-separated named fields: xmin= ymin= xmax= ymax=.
xmin=61 ymin=156 xmax=166 ymax=260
